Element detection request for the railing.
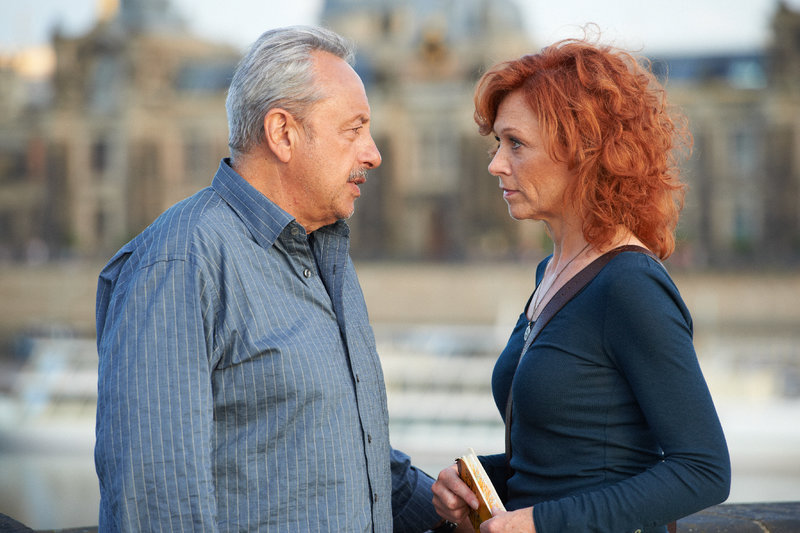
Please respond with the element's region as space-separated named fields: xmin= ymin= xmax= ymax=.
xmin=678 ymin=502 xmax=800 ymax=531
xmin=3 ymin=502 xmax=800 ymax=532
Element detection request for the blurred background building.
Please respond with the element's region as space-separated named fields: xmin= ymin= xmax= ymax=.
xmin=1 ymin=0 xmax=799 ymax=267
xmin=2 ymin=1 xmax=800 ymax=529
xmin=0 ymin=0 xmax=240 ymax=261
xmin=658 ymin=2 xmax=800 ymax=268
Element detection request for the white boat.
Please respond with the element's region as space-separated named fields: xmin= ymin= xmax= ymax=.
xmin=0 ymin=336 xmax=97 ymax=454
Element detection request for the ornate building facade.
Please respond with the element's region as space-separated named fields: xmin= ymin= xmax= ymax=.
xmin=321 ymin=0 xmax=536 ymax=260
xmin=1 ymin=0 xmax=799 ymax=266
xmin=656 ymin=2 xmax=800 ymax=267
xmin=0 ymin=0 xmax=240 ymax=259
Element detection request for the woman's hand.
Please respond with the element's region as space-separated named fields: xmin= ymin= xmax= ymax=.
xmin=480 ymin=507 xmax=535 ymax=532
xmin=432 ymin=464 xmax=479 ymax=525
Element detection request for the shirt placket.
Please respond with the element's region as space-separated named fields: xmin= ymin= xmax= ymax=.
xmin=312 ymin=227 xmax=392 ymax=530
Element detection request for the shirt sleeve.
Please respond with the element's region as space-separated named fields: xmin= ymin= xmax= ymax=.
xmin=95 ymin=257 xmax=219 ymax=532
xmin=533 ymin=259 xmax=731 ymax=532
xmin=389 ymin=447 xmax=441 ymax=532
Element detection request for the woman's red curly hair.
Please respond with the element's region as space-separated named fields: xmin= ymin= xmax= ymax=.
xmin=474 ymin=36 xmax=691 ymax=259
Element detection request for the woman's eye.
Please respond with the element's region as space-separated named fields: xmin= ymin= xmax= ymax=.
xmin=489 ymin=136 xmax=500 ymax=157
xmin=492 ymin=135 xmax=522 ymax=152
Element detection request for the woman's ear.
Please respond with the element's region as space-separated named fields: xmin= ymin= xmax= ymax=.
xmin=263 ymin=109 xmax=298 ymax=163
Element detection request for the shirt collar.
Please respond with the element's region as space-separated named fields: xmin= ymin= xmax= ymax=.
xmin=211 ymin=158 xmax=295 ymax=248
xmin=210 ymin=158 xmax=351 ymax=247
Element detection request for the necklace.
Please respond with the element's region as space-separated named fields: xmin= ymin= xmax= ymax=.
xmin=524 ymin=242 xmax=591 ymax=340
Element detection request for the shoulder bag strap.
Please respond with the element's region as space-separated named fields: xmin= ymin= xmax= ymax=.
xmin=504 ymin=245 xmax=658 ymax=463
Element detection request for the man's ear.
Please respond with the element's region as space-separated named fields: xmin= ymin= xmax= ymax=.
xmin=263 ymin=108 xmax=299 ymax=163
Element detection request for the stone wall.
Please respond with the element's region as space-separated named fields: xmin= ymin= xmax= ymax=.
xmin=2 ymin=261 xmax=800 ymax=346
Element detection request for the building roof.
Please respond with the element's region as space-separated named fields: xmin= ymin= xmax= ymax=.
xmin=651 ymin=52 xmax=766 ymax=89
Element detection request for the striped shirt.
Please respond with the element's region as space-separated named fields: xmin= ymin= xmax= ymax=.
xmin=95 ymin=159 xmax=439 ymax=532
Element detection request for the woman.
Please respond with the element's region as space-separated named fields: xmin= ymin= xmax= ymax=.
xmin=431 ymin=36 xmax=731 ymax=532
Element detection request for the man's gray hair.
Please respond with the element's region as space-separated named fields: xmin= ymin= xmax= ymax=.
xmin=226 ymin=26 xmax=355 ymax=158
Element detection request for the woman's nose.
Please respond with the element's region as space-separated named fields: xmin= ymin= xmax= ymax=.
xmin=488 ymin=151 xmax=507 ymax=176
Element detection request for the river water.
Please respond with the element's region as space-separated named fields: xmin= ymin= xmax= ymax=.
xmin=1 ymin=325 xmax=798 ymax=530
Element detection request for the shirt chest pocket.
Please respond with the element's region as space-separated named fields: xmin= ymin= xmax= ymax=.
xmin=212 ymin=317 xmax=356 ymax=416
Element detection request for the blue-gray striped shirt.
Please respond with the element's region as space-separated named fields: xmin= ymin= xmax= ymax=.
xmin=95 ymin=159 xmax=438 ymax=532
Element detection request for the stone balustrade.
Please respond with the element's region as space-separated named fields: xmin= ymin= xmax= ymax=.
xmin=2 ymin=502 xmax=800 ymax=532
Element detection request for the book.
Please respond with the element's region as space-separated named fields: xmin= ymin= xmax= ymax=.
xmin=456 ymin=448 xmax=506 ymax=532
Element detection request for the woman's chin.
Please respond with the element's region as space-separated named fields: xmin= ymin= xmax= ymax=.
xmin=506 ymin=205 xmax=534 ymax=221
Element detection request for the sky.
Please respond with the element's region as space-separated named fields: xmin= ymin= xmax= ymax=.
xmin=0 ymin=0 xmax=796 ymax=56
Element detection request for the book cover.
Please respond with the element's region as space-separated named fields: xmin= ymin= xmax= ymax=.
xmin=456 ymin=448 xmax=506 ymax=532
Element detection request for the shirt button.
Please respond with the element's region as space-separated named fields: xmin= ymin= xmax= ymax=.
xmin=303 ymin=268 xmax=312 ymax=278
xmin=367 ymin=434 xmax=372 ymax=443
xmin=373 ymin=493 xmax=378 ymax=503
xmin=355 ymin=374 xmax=360 ymax=383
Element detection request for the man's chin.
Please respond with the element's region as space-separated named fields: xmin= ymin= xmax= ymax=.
xmin=336 ymin=203 xmax=356 ymax=221
xmin=336 ymin=207 xmax=356 ymax=220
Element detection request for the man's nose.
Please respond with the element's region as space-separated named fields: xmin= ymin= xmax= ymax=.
xmin=362 ymin=136 xmax=382 ymax=169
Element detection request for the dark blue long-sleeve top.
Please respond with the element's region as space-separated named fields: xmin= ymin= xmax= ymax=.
xmin=481 ymin=250 xmax=730 ymax=532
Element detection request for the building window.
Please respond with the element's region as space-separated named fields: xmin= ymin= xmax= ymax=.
xmin=418 ymin=122 xmax=458 ymax=192
xmin=0 ymin=145 xmax=27 ymax=183
xmin=732 ymin=127 xmax=759 ymax=175
xmin=92 ymin=139 xmax=107 ymax=174
xmin=183 ymin=136 xmax=220 ymax=186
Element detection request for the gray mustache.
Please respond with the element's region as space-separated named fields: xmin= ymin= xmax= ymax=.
xmin=349 ymin=168 xmax=367 ymax=181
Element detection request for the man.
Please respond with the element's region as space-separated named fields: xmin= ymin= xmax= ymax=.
xmin=95 ymin=26 xmax=448 ymax=532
